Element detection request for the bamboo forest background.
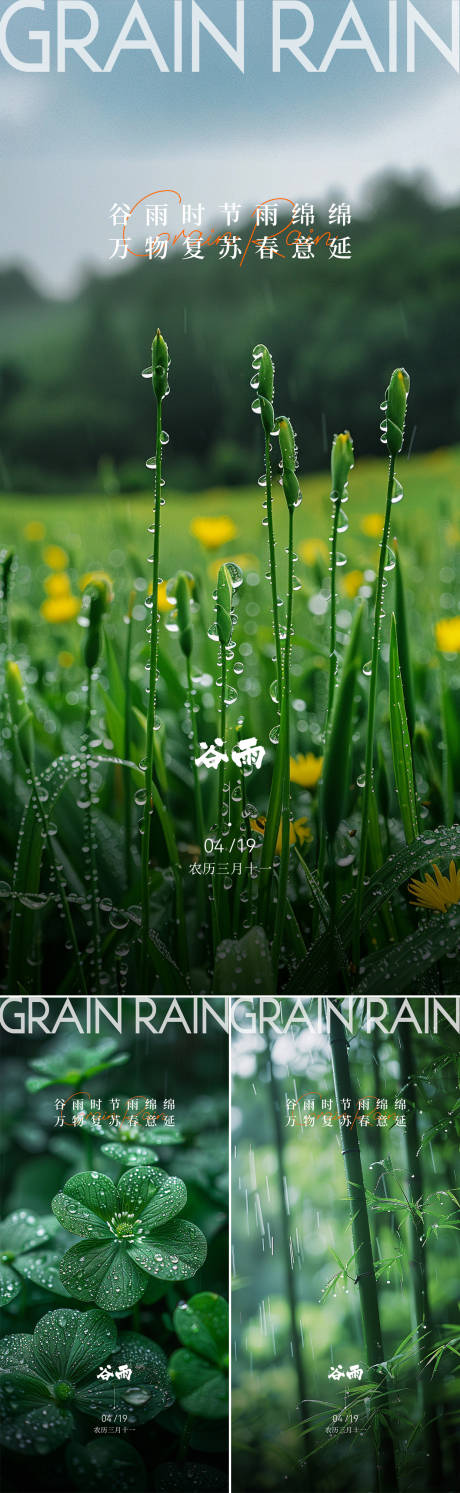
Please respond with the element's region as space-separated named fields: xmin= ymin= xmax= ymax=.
xmin=232 ymin=999 xmax=460 ymax=1493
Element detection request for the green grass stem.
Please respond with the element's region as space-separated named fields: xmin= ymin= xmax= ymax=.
xmin=353 ymin=454 xmax=395 ymax=968
xmin=141 ymin=393 xmax=163 ymax=991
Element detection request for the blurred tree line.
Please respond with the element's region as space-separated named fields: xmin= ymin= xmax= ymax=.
xmin=1 ymin=174 xmax=459 ymax=494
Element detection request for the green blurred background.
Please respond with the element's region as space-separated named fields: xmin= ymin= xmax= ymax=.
xmin=1 ymin=176 xmax=459 ymax=496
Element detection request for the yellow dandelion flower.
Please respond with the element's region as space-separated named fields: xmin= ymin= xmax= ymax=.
xmin=446 ymin=524 xmax=460 ymax=548
xmin=190 ymin=516 xmax=237 ymax=551
xmin=44 ymin=572 xmax=71 ymax=598
xmin=250 ymin=815 xmax=312 ymax=855
xmin=342 ymin=569 xmax=364 ymax=599
xmin=43 ymin=544 xmax=69 ymax=571
xmin=146 ymin=579 xmax=174 ymax=613
xmin=40 ymin=595 xmax=80 ymax=624
xmin=290 ymin=752 xmax=324 ymax=789
xmin=409 ymin=861 xmax=460 ymax=913
xmin=208 ymin=553 xmax=258 ymax=582
xmin=299 ymin=538 xmax=328 ymax=566
xmin=79 ymin=570 xmax=113 ymax=598
xmin=58 ymin=651 xmax=75 ymax=669
xmin=360 ymin=513 xmax=383 ymax=539
xmin=24 ymin=521 xmax=46 ymax=542
xmin=435 ymin=616 xmax=460 ymax=654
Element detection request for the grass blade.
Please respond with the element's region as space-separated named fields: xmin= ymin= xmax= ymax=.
xmin=389 ymin=613 xmax=418 ymax=845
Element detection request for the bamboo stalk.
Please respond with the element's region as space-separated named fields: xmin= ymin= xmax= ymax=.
xmin=266 ymin=1039 xmax=312 ymax=1453
xmin=397 ymin=1023 xmax=444 ymax=1485
xmin=329 ymin=1006 xmax=398 ymax=1493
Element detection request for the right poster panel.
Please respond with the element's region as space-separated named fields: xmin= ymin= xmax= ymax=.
xmin=231 ymin=997 xmax=460 ymax=1493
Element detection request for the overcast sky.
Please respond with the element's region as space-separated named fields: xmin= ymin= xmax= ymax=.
xmin=1 ymin=0 xmax=460 ymax=293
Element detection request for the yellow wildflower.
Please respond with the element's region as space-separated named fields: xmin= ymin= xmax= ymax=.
xmin=44 ymin=572 xmax=71 ymax=598
xmin=360 ymin=513 xmax=383 ymax=538
xmin=58 ymin=651 xmax=75 ymax=669
xmin=79 ymin=570 xmax=113 ymax=598
xmin=208 ymin=553 xmax=258 ymax=582
xmin=146 ymin=579 xmax=174 ymax=613
xmin=290 ymin=752 xmax=323 ymax=788
xmin=250 ymin=815 xmax=312 ymax=855
xmin=158 ymin=580 xmax=174 ymax=613
xmin=409 ymin=861 xmax=460 ymax=913
xmin=41 ymin=595 xmax=80 ymax=624
xmin=299 ymin=538 xmax=328 ymax=566
xmin=446 ymin=524 xmax=460 ymax=548
xmin=43 ymin=544 xmax=69 ymax=571
xmin=24 ymin=521 xmax=45 ymax=542
xmin=342 ymin=569 xmax=364 ymax=599
xmin=190 ymin=516 xmax=237 ymax=551
xmin=435 ymin=616 xmax=460 ymax=654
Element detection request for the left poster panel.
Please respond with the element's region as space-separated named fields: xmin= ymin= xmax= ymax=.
xmin=0 ymin=995 xmax=229 ymax=1493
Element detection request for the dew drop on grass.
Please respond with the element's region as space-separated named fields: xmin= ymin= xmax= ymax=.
xmin=362 ymin=661 xmax=372 ymax=677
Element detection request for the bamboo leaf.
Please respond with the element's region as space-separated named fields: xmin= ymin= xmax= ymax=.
xmin=389 ymin=615 xmax=418 ymax=844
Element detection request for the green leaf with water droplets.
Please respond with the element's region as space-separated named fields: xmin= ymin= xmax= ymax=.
xmin=76 ymin=1332 xmax=173 ymax=1425
xmin=32 ymin=1307 xmax=117 ymax=1383
xmin=66 ymin=1439 xmax=147 ymax=1493
xmin=356 ymin=906 xmax=460 ymax=994
xmin=173 ymin=1293 xmax=228 ymax=1366
xmin=117 ymin=1165 xmax=159 ymax=1217
xmin=136 ymin=1173 xmax=187 ymax=1230
xmin=59 ymin=1240 xmax=148 ymax=1310
xmin=0 ymin=1333 xmax=36 ymax=1375
xmin=51 ymin=1192 xmax=113 ymax=1240
xmin=0 ymin=1210 xmax=59 ymax=1256
xmin=155 ymin=1461 xmax=227 ymax=1489
xmin=101 ymin=1143 xmax=159 ymax=1167
xmin=0 ymin=1372 xmax=52 ymax=1413
xmin=0 ymin=1401 xmax=74 ymax=1456
xmin=168 ymin=1348 xmax=228 ymax=1418
xmin=61 ymin=1171 xmax=117 ymax=1222
xmin=0 ymin=1309 xmax=119 ymax=1457
xmin=55 ymin=1165 xmax=207 ymax=1305
xmin=144 ymin=1126 xmax=184 ymax=1145
xmin=129 ymin=1219 xmax=207 ymax=1282
xmin=0 ymin=1261 xmax=22 ymax=1305
xmin=14 ymin=1251 xmax=70 ymax=1298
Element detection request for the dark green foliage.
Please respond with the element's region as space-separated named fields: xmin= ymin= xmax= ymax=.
xmin=169 ymin=1292 xmax=229 ymax=1418
xmin=52 ymin=1167 xmax=207 ymax=1307
xmin=0 ymin=1014 xmax=228 ymax=1491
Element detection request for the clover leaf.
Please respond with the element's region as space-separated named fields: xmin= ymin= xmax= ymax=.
xmin=26 ymin=1038 xmax=129 ymax=1092
xmin=52 ymin=1167 xmax=207 ymax=1309
xmin=81 ymin=1099 xmax=183 ymax=1167
xmin=0 ymin=1210 xmax=67 ymax=1304
xmin=67 ymin=1439 xmax=146 ymax=1493
xmin=0 ymin=1308 xmax=173 ymax=1456
xmin=169 ymin=1293 xmax=229 ymax=1419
